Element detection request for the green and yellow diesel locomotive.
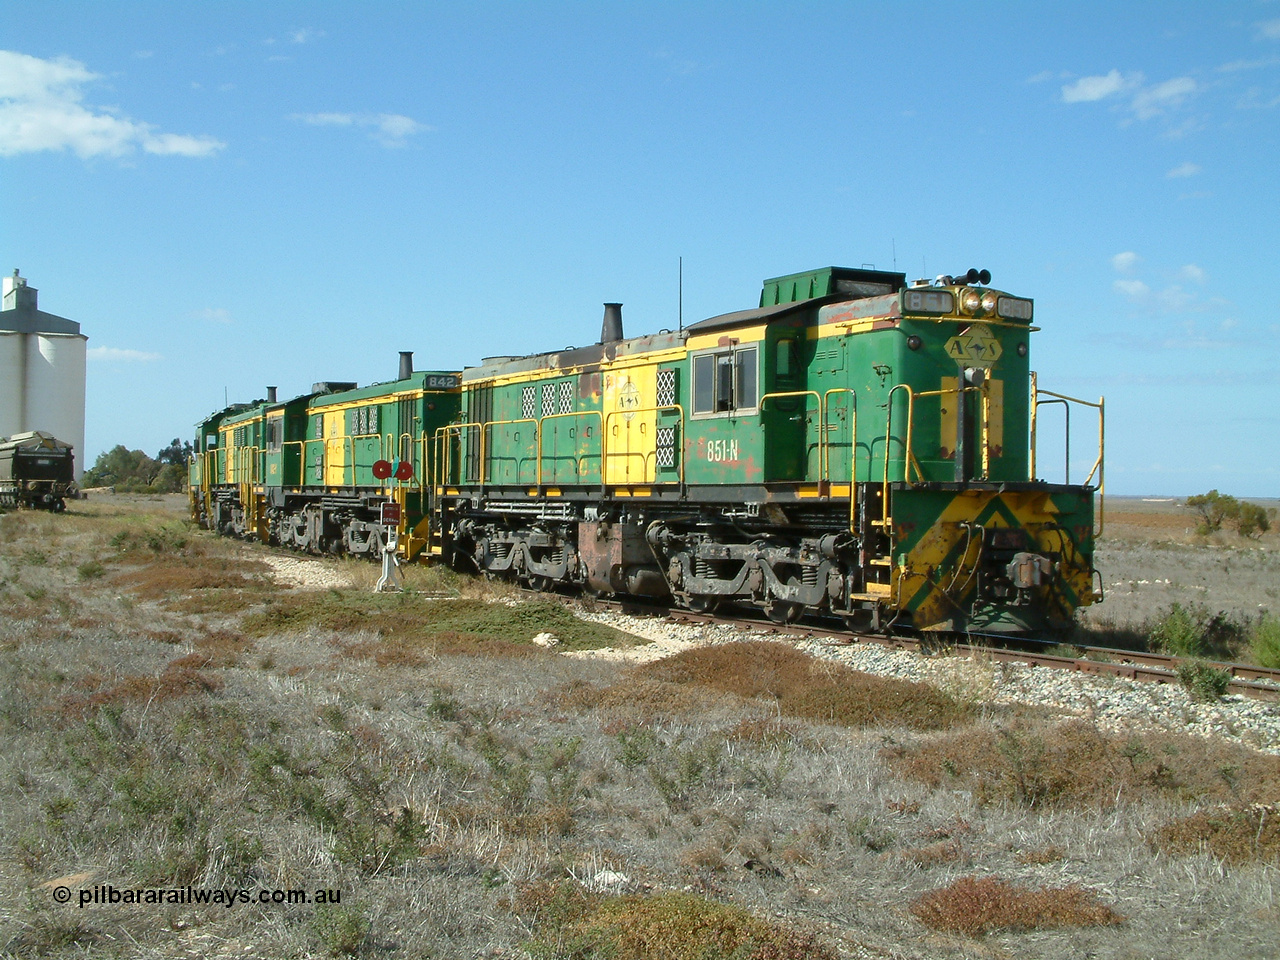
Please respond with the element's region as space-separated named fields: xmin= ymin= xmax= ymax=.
xmin=434 ymin=266 xmax=1103 ymax=634
xmin=189 ymin=356 xmax=462 ymax=560
xmin=190 ymin=265 xmax=1104 ymax=635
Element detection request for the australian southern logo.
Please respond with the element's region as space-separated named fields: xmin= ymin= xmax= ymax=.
xmin=617 ymin=380 xmax=641 ymax=420
xmin=944 ymin=325 xmax=1002 ymax=367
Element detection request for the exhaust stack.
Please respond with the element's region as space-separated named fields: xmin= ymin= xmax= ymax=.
xmin=266 ymin=386 xmax=277 ymax=403
xmin=398 ymin=351 xmax=413 ymax=380
xmin=600 ymin=303 xmax=623 ymax=344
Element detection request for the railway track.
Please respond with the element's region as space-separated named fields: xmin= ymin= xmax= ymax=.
xmin=571 ymin=594 xmax=1280 ymax=703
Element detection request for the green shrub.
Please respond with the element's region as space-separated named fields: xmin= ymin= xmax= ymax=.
xmin=1185 ymin=490 xmax=1239 ymax=534
xmin=1251 ymin=615 xmax=1280 ymax=669
xmin=1177 ymin=660 xmax=1231 ymax=702
xmin=1235 ymin=502 xmax=1273 ymax=539
xmin=314 ymin=904 xmax=370 ymax=957
xmin=77 ymin=560 xmax=105 ymax=580
xmin=1149 ymin=604 xmax=1206 ymax=658
xmin=1184 ymin=490 xmax=1274 ymax=539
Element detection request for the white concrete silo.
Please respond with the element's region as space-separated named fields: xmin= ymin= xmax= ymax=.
xmin=0 ymin=271 xmax=88 ymax=479
xmin=0 ymin=331 xmax=23 ymax=438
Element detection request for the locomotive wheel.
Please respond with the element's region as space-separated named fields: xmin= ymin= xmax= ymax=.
xmin=527 ymin=574 xmax=552 ymax=592
xmin=764 ymin=599 xmax=803 ymax=624
xmin=685 ymin=595 xmax=721 ymax=614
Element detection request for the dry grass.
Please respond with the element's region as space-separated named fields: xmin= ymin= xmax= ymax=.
xmin=3 ymin=494 xmax=1279 ymax=960
xmin=899 ymin=839 xmax=966 ymax=868
xmin=910 ymin=875 xmax=1125 ymax=936
xmin=1152 ymin=803 xmax=1280 ymax=864
xmin=882 ymin=716 xmax=1280 ymax=808
xmin=1015 ymin=844 xmax=1067 ymax=865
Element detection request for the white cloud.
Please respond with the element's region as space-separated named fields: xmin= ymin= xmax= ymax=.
xmin=193 ymin=307 xmax=232 ymax=323
xmin=1026 ymin=70 xmax=1055 ymax=84
xmin=1257 ymin=19 xmax=1280 ymax=40
xmin=1217 ymin=56 xmax=1280 ymax=72
xmin=1114 ymin=279 xmax=1151 ymax=299
xmin=1060 ymin=69 xmax=1203 ymax=126
xmin=0 ymin=49 xmax=224 ymax=159
xmin=1111 ymin=251 xmax=1140 ymax=273
xmin=290 ymin=28 xmax=325 ymax=45
xmin=1061 ymin=70 xmax=1138 ymax=103
xmin=1132 ymin=76 xmax=1198 ymax=120
xmin=87 ymin=346 xmax=162 ymax=362
xmin=1179 ymin=264 xmax=1207 ymax=284
xmin=291 ymin=111 xmax=430 ymax=147
xmin=1166 ymin=162 xmax=1201 ymax=178
xmin=1237 ymin=86 xmax=1280 ymax=110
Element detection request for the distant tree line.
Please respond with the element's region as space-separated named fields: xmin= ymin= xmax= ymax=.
xmin=81 ymin=438 xmax=194 ymax=493
xmin=1185 ymin=490 xmax=1274 ymax=539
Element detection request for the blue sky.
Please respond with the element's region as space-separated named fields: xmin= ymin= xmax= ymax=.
xmin=3 ymin=1 xmax=1278 ymax=496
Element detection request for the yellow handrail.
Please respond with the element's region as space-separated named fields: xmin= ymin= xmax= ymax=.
xmin=821 ymin=388 xmax=858 ymax=529
xmin=434 ymin=421 xmax=485 ymax=486
xmin=1030 ymin=372 xmax=1105 ymax=536
xmin=759 ymin=389 xmax=823 ymax=479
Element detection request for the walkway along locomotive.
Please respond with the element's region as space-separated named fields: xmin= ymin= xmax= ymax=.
xmin=189 ymin=266 xmax=1104 ymax=635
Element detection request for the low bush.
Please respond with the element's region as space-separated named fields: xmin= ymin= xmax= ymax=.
xmin=1146 ymin=603 xmax=1248 ymax=661
xmin=1152 ymin=804 xmax=1280 ymax=864
xmin=910 ymin=875 xmax=1124 ymax=936
xmin=58 ymin=657 xmax=223 ymax=719
xmin=1176 ymin=660 xmax=1231 ymax=702
xmin=313 ymin=903 xmax=371 ymax=957
xmin=243 ymin=595 xmax=635 ymax=653
xmin=516 ymin=882 xmax=835 ymax=960
xmin=882 ymin=718 xmax=1280 ymax=808
xmin=638 ymin=641 xmax=973 ymax=731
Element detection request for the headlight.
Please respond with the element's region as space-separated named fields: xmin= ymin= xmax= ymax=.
xmin=997 ymin=297 xmax=1033 ymax=321
xmin=980 ymin=291 xmax=997 ymax=313
xmin=960 ymin=289 xmax=981 ymax=314
xmin=903 ymin=289 xmax=955 ymax=315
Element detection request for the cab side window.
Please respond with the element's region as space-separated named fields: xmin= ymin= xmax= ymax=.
xmin=692 ymin=345 xmax=757 ymax=416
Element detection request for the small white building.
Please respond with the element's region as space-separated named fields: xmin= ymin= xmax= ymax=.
xmin=0 ymin=271 xmax=88 ymax=479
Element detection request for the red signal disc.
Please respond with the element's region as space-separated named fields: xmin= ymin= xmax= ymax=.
xmin=393 ymin=460 xmax=414 ymax=481
xmin=372 ymin=460 xmax=392 ymax=479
